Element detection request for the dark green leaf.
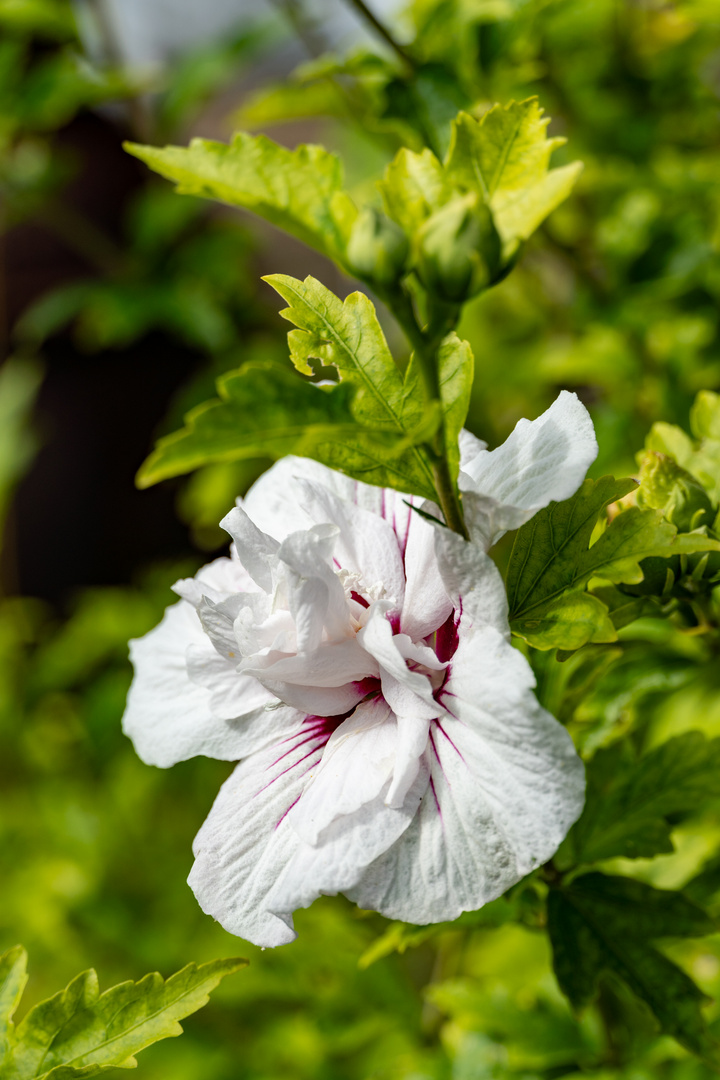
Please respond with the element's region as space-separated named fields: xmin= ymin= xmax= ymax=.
xmin=684 ymin=855 xmax=720 ymax=912
xmin=547 ymin=873 xmax=718 ymax=1065
xmin=562 ymin=733 xmax=720 ymax=866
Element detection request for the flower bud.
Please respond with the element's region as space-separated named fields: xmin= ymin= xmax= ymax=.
xmin=346 ymin=207 xmax=409 ymax=287
xmin=415 ymin=193 xmax=501 ymax=303
xmin=637 ymin=450 xmax=713 ymax=532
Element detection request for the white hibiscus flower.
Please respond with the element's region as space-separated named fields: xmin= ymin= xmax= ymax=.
xmin=123 ymin=391 xmax=597 ymax=947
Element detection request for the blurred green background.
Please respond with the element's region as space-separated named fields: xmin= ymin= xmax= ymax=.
xmin=2 ymin=1 xmax=720 ymax=1077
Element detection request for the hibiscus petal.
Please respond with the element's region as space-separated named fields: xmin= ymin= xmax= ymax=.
xmin=385 ymin=712 xmax=431 ymax=809
xmin=242 ymin=456 xmax=416 ymax=548
xmin=189 ymin=719 xmax=335 ymax=946
xmin=243 ymin=638 xmax=378 ymax=688
xmin=196 ymin=594 xmax=245 ymax=658
xmin=241 ymin=457 xmax=356 ymax=540
xmin=298 ymin=479 xmax=405 ymax=609
xmin=241 ymin=642 xmax=373 ymax=715
xmin=359 ymin=608 xmax=442 ymax=720
xmin=265 ymin=741 xmax=428 ymax=924
xmin=458 ymin=429 xmax=487 ymax=461
xmin=287 ymin=699 xmax=395 ymax=845
xmin=459 ymin=391 xmax=598 ymax=547
xmin=124 ymin=601 xmax=297 ymax=765
xmin=185 ymin=643 xmax=273 ymax=721
xmin=401 ymin=508 xmax=453 ymax=641
xmin=346 ymin=625 xmax=585 ymax=923
xmin=172 ymin=553 xmax=257 ymax=608
xmin=220 ymin=506 xmax=280 ymax=592
xmin=433 ymin=528 xmax=509 ymax=634
xmin=278 ymin=525 xmax=351 ymax=643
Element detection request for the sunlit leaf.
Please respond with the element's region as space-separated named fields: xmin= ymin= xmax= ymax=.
xmin=511 ymin=591 xmax=616 ymax=651
xmin=0 ymin=946 xmax=28 ymax=1065
xmin=0 ymin=0 xmax=76 ymax=39
xmin=264 ymin=274 xmax=441 ymax=497
xmin=506 ymin=476 xmax=720 ymax=650
xmin=379 ymin=147 xmax=452 ymax=235
xmin=445 ymin=98 xmax=583 ymax=256
xmin=235 ymin=79 xmax=347 ymax=128
xmin=124 ymin=134 xmax=355 ymax=260
xmin=0 ymin=949 xmax=245 ymax=1079
xmin=137 ymin=361 xmax=410 ymax=489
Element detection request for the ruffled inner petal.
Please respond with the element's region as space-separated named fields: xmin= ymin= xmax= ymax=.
xmin=298 ymin=479 xmax=406 ymax=610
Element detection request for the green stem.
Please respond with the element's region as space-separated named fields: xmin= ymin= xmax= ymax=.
xmin=270 ymin=0 xmax=329 ymax=58
xmin=343 ymin=0 xmax=416 ymax=72
xmin=389 ymin=285 xmax=469 ymax=540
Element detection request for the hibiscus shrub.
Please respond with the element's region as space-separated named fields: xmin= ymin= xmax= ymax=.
xmin=4 ymin=1 xmax=720 ymax=1079
xmin=113 ymin=0 xmax=720 ymax=1074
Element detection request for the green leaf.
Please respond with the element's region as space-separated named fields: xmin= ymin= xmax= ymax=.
xmin=511 ymin=591 xmax=617 ymax=651
xmin=359 ymin=888 xmax=537 ymax=969
xmin=0 ymin=0 xmax=77 ymax=40
xmin=1 ymin=952 xmax=246 ymax=1080
xmin=547 ymin=873 xmax=719 ymax=1065
xmin=560 ymin=732 xmax=720 ymax=866
xmin=0 ymin=357 xmax=43 ymax=526
xmin=426 ymin=980 xmax=595 ymax=1073
xmin=684 ymin=854 xmax=720 ymax=913
xmin=263 ymin=274 xmax=440 ymax=498
xmin=437 ymin=334 xmax=474 ymax=480
xmin=690 ymin=389 xmax=720 ymax=442
xmin=379 ymin=147 xmax=453 ymax=235
xmin=444 ymin=98 xmax=583 ymax=257
xmin=136 ymin=360 xmax=409 ymax=489
xmin=0 ymin=947 xmax=28 ymax=1066
xmin=402 ymin=332 xmax=474 ymax=483
xmin=506 ymin=476 xmax=720 ymax=649
xmin=380 ymin=63 xmax=469 ymax=158
xmin=124 ymin=134 xmax=355 ymax=260
xmin=588 ymin=585 xmax=659 ymax=632
xmin=643 ymin=394 xmax=720 ymax=506
xmin=235 ymin=79 xmax=347 ymax=128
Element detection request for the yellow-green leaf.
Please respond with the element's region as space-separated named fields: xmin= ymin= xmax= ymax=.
xmin=445 ymin=98 xmax=582 ymax=257
xmin=124 ymin=133 xmax=355 ymax=260
xmin=0 ymin=948 xmax=246 ymax=1080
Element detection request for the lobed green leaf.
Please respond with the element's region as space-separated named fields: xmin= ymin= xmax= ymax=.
xmin=561 ymin=732 xmax=720 ymax=866
xmin=264 ymin=274 xmax=441 ymax=498
xmin=0 ymin=951 xmax=245 ymax=1080
xmin=507 ymin=476 xmax=720 ymax=650
xmin=124 ymin=134 xmax=355 ymax=260
xmin=547 ymin=873 xmax=718 ymax=1065
xmin=136 ymin=360 xmax=412 ymax=489
xmin=444 ymin=99 xmax=583 ymax=257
